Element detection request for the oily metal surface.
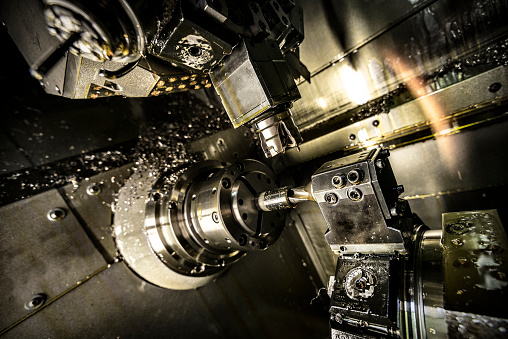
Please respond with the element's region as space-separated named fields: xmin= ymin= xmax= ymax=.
xmin=2 ymin=224 xmax=329 ymax=339
xmin=276 ymin=65 xmax=508 ymax=169
xmin=60 ymin=165 xmax=134 ymax=262
xmin=294 ymin=0 xmax=508 ymax=130
xmin=0 ymin=189 xmax=106 ymax=330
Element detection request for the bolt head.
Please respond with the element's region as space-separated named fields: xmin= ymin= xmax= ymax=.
xmin=324 ymin=192 xmax=338 ymax=205
xmin=47 ymin=208 xmax=66 ymax=221
xmin=212 ymin=211 xmax=220 ymax=223
xmin=86 ymin=184 xmax=101 ymax=196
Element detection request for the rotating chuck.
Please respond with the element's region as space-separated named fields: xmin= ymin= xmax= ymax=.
xmin=114 ymin=159 xmax=286 ymax=290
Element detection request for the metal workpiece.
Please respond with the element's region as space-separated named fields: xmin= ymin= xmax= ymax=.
xmin=311 ymin=148 xmax=410 ymax=255
xmin=114 ymin=159 xmax=286 ymax=290
xmin=252 ymin=106 xmax=303 ymax=157
xmin=256 ymin=185 xmax=313 ymax=211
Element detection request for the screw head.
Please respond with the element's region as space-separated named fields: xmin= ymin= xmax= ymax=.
xmin=212 ymin=211 xmax=220 ymax=223
xmin=488 ymin=82 xmax=502 ymax=93
xmin=25 ymin=293 xmax=46 ymax=310
xmin=324 ymin=192 xmax=338 ymax=205
xmin=332 ymin=175 xmax=346 ymax=188
xmin=348 ymin=188 xmax=363 ymax=201
xmin=86 ymin=184 xmax=101 ymax=196
xmin=47 ymin=208 xmax=66 ymax=221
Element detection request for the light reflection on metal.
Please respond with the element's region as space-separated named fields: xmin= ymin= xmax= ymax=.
xmin=339 ymin=65 xmax=370 ymax=105
xmin=317 ymin=97 xmax=327 ymax=109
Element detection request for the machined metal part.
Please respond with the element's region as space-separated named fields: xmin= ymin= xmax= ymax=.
xmin=256 ymin=184 xmax=313 ymax=212
xmin=114 ymin=159 xmax=286 ymax=289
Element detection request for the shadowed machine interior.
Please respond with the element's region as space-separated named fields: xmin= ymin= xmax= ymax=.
xmin=0 ymin=0 xmax=507 ymax=338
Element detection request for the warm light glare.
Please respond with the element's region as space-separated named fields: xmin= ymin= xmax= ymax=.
xmin=340 ymin=66 xmax=370 ymax=105
xmin=317 ymin=97 xmax=327 ymax=108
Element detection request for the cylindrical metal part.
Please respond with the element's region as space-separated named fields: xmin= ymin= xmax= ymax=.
xmin=288 ymin=186 xmax=314 ymax=204
xmin=256 ymin=186 xmax=314 ymax=211
xmin=256 ymin=187 xmax=294 ymax=211
xmin=252 ymin=106 xmax=303 ymax=158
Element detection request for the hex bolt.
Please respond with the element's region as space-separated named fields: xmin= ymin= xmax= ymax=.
xmin=212 ymin=212 xmax=220 ymax=223
xmin=324 ymin=192 xmax=338 ymax=205
xmin=47 ymin=208 xmax=66 ymax=221
xmin=25 ymin=293 xmax=47 ymax=310
xmin=347 ymin=169 xmax=363 ymax=185
xmin=86 ymin=183 xmax=101 ymax=196
xmin=332 ymin=174 xmax=346 ymax=188
xmin=348 ymin=188 xmax=363 ymax=201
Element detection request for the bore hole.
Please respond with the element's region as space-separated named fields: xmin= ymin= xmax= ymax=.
xmin=257 ymin=173 xmax=262 ymax=179
xmin=221 ymin=178 xmax=231 ymax=189
xmin=276 ymin=212 xmax=281 ymax=218
xmin=270 ymin=221 xmax=276 ymax=228
xmin=189 ymin=46 xmax=202 ymax=56
xmin=212 ymin=188 xmax=217 ymax=194
xmin=266 ymin=178 xmax=271 ymax=184
xmin=230 ymin=170 xmax=235 ymax=176
xmin=192 ymin=194 xmax=196 ymax=201
xmin=239 ymin=234 xmax=247 ymax=246
xmin=251 ymin=241 xmax=255 ymax=246
xmin=242 ymin=213 xmax=248 ymax=220
xmin=238 ymin=199 xmax=244 ymax=205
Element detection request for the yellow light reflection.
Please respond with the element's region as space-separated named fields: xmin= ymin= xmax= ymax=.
xmin=340 ymin=66 xmax=370 ymax=105
xmin=317 ymin=97 xmax=327 ymax=109
xmin=385 ymin=52 xmax=459 ymax=172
